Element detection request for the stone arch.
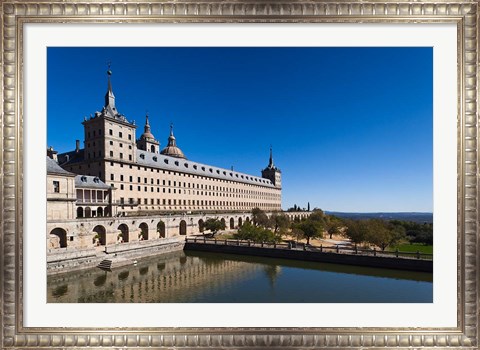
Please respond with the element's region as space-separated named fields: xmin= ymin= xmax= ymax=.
xmin=117 ymin=224 xmax=129 ymax=243
xmin=220 ymin=218 xmax=226 ymax=228
xmin=238 ymin=217 xmax=243 ymax=227
xmin=49 ymin=227 xmax=67 ymax=248
xmin=150 ymin=145 xmax=155 ymax=153
xmin=198 ymin=219 xmax=205 ymax=233
xmin=93 ymin=225 xmax=106 ymax=246
xmin=245 ymin=217 xmax=250 ymax=223
xmin=97 ymin=207 xmax=104 ymax=217
xmin=85 ymin=207 xmax=92 ymax=218
xmin=179 ymin=220 xmax=187 ymax=235
xmin=139 ymin=222 xmax=149 ymax=240
xmin=76 ymin=207 xmax=84 ymax=218
xmin=157 ymin=221 xmax=166 ymax=238
xmin=230 ymin=217 xmax=235 ymax=229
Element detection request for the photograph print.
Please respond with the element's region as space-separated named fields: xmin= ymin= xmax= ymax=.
xmin=46 ymin=47 xmax=433 ymax=303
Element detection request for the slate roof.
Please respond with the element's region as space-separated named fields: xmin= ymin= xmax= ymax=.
xmin=46 ymin=157 xmax=75 ymax=176
xmin=75 ymin=175 xmax=111 ymax=189
xmin=136 ymin=150 xmax=275 ymax=188
xmin=57 ymin=149 xmax=85 ymax=166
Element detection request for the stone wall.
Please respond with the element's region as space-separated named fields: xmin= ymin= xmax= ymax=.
xmin=184 ymin=242 xmax=433 ymax=272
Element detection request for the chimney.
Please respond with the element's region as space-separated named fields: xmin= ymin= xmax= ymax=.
xmin=76 ymin=140 xmax=80 ymax=153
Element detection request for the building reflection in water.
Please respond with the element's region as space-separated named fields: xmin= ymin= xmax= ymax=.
xmin=48 ymin=250 xmax=260 ymax=303
xmin=47 ymin=250 xmax=433 ymax=303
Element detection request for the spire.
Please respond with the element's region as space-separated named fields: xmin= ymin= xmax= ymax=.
xmin=104 ymin=63 xmax=115 ymax=110
xmin=268 ymin=146 xmax=274 ymax=168
xmin=167 ymin=123 xmax=177 ymax=146
xmin=144 ymin=114 xmax=151 ymax=133
xmin=160 ymin=122 xmax=186 ymax=159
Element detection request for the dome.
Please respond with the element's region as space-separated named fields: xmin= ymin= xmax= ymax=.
xmin=160 ymin=124 xmax=186 ymax=159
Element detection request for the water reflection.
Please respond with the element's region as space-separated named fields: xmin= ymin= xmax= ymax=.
xmin=47 ymin=250 xmax=432 ymax=303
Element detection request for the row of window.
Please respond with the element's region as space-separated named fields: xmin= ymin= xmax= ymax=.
xmin=109 ymin=174 xmax=278 ymax=196
xmin=107 ymin=162 xmax=276 ymax=190
xmin=120 ymin=197 xmax=280 ymax=208
xmin=114 ymin=184 xmax=279 ymax=201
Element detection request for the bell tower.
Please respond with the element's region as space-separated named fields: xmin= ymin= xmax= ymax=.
xmin=261 ymin=147 xmax=281 ymax=189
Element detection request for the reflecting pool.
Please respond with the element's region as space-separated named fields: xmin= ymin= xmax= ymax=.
xmin=47 ymin=250 xmax=432 ymax=303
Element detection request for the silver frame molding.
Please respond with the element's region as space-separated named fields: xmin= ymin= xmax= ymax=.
xmin=1 ymin=0 xmax=478 ymax=348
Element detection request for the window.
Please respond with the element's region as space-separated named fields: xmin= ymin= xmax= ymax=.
xmin=129 ymin=155 xmax=132 ymax=161
xmin=53 ymin=181 xmax=60 ymax=193
xmin=110 ymin=151 xmax=113 ymax=157
xmin=120 ymin=143 xmax=123 ymax=148
xmin=120 ymin=175 xmax=124 ymax=181
xmin=110 ymin=174 xmax=114 ymax=180
xmin=119 ymin=131 xmax=123 ymax=138
xmin=129 ymin=176 xmax=133 ymax=182
xmin=128 ymin=134 xmax=131 ymax=140
xmin=109 ymin=141 xmax=113 ymax=145
xmin=120 ymin=153 xmax=123 ymax=159
xmin=120 ymin=184 xmax=124 ymax=190
xmin=109 ymin=129 xmax=113 ymax=135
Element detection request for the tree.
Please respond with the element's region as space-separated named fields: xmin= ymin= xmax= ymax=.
xmin=343 ymin=219 xmax=368 ymax=249
xmin=270 ymin=213 xmax=290 ymax=234
xmin=293 ymin=220 xmax=324 ymax=245
xmin=325 ymin=215 xmax=343 ymax=239
xmin=252 ymin=207 xmax=270 ymax=227
xmin=204 ymin=218 xmax=226 ymax=236
xmin=234 ymin=221 xmax=278 ymax=243
xmin=364 ymin=219 xmax=401 ymax=251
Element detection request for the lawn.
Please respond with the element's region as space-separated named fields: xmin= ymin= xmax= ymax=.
xmin=390 ymin=243 xmax=433 ymax=254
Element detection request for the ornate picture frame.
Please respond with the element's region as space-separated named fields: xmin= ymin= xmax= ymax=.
xmin=1 ymin=0 xmax=478 ymax=348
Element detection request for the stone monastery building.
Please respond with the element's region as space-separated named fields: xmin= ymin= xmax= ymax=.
xmin=52 ymin=69 xmax=282 ymax=219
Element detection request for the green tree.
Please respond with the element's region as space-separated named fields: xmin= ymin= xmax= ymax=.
xmin=204 ymin=218 xmax=226 ymax=236
xmin=325 ymin=215 xmax=343 ymax=239
xmin=252 ymin=207 xmax=270 ymax=227
xmin=294 ymin=220 xmax=324 ymax=245
xmin=343 ymin=219 xmax=368 ymax=249
xmin=234 ymin=221 xmax=278 ymax=243
xmin=309 ymin=209 xmax=325 ymax=222
xmin=364 ymin=219 xmax=402 ymax=251
xmin=269 ymin=213 xmax=290 ymax=234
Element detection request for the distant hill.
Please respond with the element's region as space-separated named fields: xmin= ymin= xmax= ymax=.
xmin=324 ymin=211 xmax=433 ymax=224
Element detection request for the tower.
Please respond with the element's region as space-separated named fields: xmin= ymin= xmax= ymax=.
xmin=261 ymin=147 xmax=282 ymax=189
xmin=137 ymin=114 xmax=160 ymax=153
xmin=81 ymin=68 xmax=137 ymax=169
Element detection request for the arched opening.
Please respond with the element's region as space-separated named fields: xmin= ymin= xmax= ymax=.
xmin=179 ymin=220 xmax=187 ymax=235
xmin=117 ymin=224 xmax=129 ymax=243
xmin=150 ymin=145 xmax=155 ymax=153
xmin=93 ymin=225 xmax=106 ymax=246
xmin=198 ymin=219 xmax=205 ymax=233
xmin=49 ymin=228 xmax=67 ymax=248
xmin=76 ymin=207 xmax=84 ymax=218
xmin=104 ymin=207 xmax=110 ymax=217
xmin=221 ymin=218 xmax=226 ymax=229
xmin=85 ymin=207 xmax=92 ymax=218
xmin=97 ymin=207 xmax=104 ymax=217
xmin=157 ymin=221 xmax=166 ymax=238
xmin=238 ymin=217 xmax=243 ymax=227
xmin=230 ymin=218 xmax=235 ymax=229
xmin=139 ymin=222 xmax=149 ymax=240
xmin=245 ymin=217 xmax=250 ymax=223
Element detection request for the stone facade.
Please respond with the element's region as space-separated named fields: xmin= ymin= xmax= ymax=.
xmin=56 ymin=70 xmax=282 ymax=217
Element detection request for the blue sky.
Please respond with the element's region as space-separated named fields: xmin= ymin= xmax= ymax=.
xmin=47 ymin=47 xmax=432 ymax=212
